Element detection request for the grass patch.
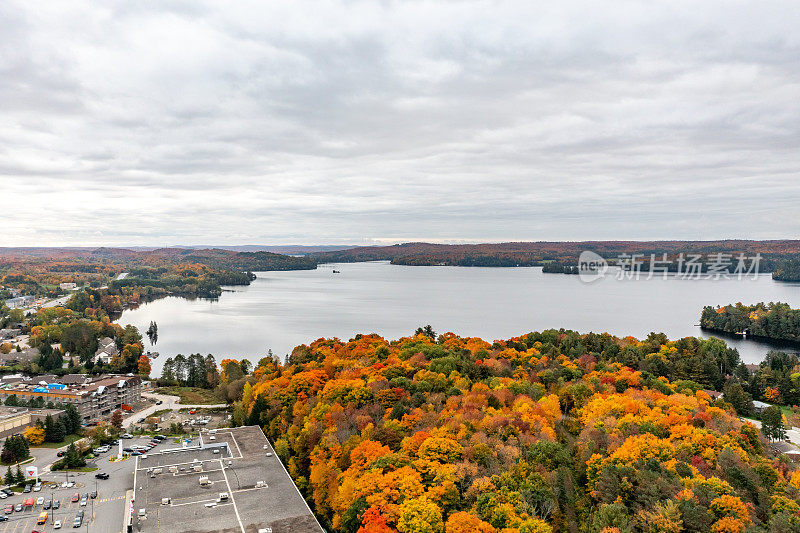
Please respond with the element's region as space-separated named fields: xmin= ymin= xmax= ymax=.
xmin=155 ymin=386 xmax=225 ymax=405
xmin=34 ymin=434 xmax=82 ymax=449
xmin=0 ymin=456 xmax=33 ymax=467
xmin=58 ymin=467 xmax=97 ymax=473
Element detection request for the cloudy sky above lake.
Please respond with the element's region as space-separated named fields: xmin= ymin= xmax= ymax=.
xmin=1 ymin=1 xmax=798 ymax=246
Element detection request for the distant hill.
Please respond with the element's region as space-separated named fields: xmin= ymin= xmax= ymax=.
xmin=311 ymin=240 xmax=800 ymax=268
xmin=166 ymin=245 xmax=354 ymax=255
xmin=0 ymin=246 xmax=317 ymax=271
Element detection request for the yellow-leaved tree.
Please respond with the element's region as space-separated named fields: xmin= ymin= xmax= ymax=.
xmin=398 ymin=496 xmax=444 ymax=533
xmin=24 ymin=426 xmax=45 ymax=446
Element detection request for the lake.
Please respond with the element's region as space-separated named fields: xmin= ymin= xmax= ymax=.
xmin=117 ymin=261 xmax=800 ymax=374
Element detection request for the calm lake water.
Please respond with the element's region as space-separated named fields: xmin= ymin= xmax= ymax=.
xmin=117 ymin=261 xmax=800 ymax=374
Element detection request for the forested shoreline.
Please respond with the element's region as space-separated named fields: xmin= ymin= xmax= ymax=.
xmin=701 ymin=302 xmax=800 ymax=344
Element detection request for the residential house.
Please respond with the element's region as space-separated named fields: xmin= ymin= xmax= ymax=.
xmin=94 ymin=337 xmax=120 ymax=365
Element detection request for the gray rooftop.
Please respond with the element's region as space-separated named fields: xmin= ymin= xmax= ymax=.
xmin=132 ymin=425 xmax=323 ymax=533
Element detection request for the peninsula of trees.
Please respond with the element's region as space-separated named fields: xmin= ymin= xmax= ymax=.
xmin=701 ymin=302 xmax=800 ymax=344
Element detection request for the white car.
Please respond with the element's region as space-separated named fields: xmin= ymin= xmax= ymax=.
xmin=36 ymin=497 xmax=44 ymax=505
xmin=60 ymin=482 xmax=68 ymax=488
xmin=67 ymin=481 xmax=75 ymax=488
xmin=0 ymin=492 xmax=6 ymax=499
xmin=53 ymin=519 xmax=62 ymax=529
xmin=33 ymin=483 xmax=41 ymax=492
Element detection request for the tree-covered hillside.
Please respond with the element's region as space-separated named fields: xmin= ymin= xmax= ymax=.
xmin=230 ymin=330 xmax=800 ymax=533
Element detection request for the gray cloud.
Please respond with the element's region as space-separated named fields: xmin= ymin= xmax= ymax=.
xmin=0 ymin=0 xmax=798 ymax=246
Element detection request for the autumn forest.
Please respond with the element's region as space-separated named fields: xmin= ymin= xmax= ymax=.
xmin=226 ymin=329 xmax=800 ymax=533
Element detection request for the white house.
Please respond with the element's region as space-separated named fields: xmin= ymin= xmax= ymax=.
xmin=93 ymin=337 xmax=120 ymax=365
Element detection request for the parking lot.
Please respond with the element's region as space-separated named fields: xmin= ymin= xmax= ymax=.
xmin=0 ymin=436 xmax=179 ymax=533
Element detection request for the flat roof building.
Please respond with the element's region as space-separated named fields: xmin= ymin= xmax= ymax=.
xmin=130 ymin=425 xmax=323 ymax=533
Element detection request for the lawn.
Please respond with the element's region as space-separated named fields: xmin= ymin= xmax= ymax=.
xmin=154 ymin=386 xmax=225 ymax=405
xmin=35 ymin=434 xmax=83 ymax=449
xmin=58 ymin=466 xmax=97 ymax=472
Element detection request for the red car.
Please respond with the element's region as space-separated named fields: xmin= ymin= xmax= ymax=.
xmin=3 ymin=505 xmax=11 ymax=514
xmin=71 ymin=493 xmax=80 ymax=503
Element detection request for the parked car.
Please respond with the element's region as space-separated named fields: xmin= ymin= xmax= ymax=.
xmin=14 ymin=503 xmax=21 ymax=512
xmin=36 ymin=497 xmax=44 ymax=506
xmin=22 ymin=485 xmax=31 ymax=493
xmin=1 ymin=489 xmax=13 ymax=496
xmin=73 ymin=515 xmax=82 ymax=528
xmin=90 ymin=491 xmax=97 ymax=499
xmin=56 ymin=451 xmax=65 ymax=457
xmin=53 ymin=500 xmax=60 ymax=509
xmin=95 ymin=472 xmax=109 ymax=480
xmin=131 ymin=451 xmax=142 ymax=456
xmin=71 ymin=493 xmax=79 ymax=503
xmin=121 ymin=433 xmax=133 ymax=439
xmin=156 ymin=400 xmax=162 ymax=405
xmin=0 ymin=515 xmax=6 ymax=521
xmin=76 ymin=509 xmax=84 ymax=518
xmin=0 ymin=493 xmax=6 ymax=500
xmin=53 ymin=519 xmax=62 ymax=529
xmin=44 ymin=500 xmax=52 ymax=510
xmin=66 ymin=481 xmax=75 ymax=488
xmin=123 ymin=447 xmax=133 ymax=453
xmin=33 ymin=482 xmax=42 ymax=492
xmin=4 ymin=504 xmax=12 ymax=514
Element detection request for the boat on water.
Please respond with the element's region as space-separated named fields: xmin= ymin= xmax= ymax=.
xmin=333 ymin=270 xmax=341 ymax=274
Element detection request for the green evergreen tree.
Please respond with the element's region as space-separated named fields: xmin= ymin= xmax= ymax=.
xmin=14 ymin=465 xmax=24 ymax=485
xmin=62 ymin=404 xmax=81 ymax=434
xmin=51 ymin=420 xmax=66 ymax=443
xmin=762 ymin=405 xmax=786 ymax=442
xmin=43 ymin=414 xmax=55 ymax=442
xmin=3 ymin=466 xmax=13 ymax=486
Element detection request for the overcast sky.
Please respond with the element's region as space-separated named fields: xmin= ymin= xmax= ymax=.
xmin=1 ymin=1 xmax=798 ymax=247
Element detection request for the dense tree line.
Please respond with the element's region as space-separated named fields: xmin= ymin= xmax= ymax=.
xmin=701 ymin=302 xmax=800 ymax=343
xmin=159 ymin=353 xmax=220 ymax=389
xmin=312 ymin=240 xmax=800 ymax=270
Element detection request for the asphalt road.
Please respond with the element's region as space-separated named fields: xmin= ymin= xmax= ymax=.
xmin=0 ymin=436 xmax=176 ymax=533
xmin=742 ymin=417 xmax=800 ymax=448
